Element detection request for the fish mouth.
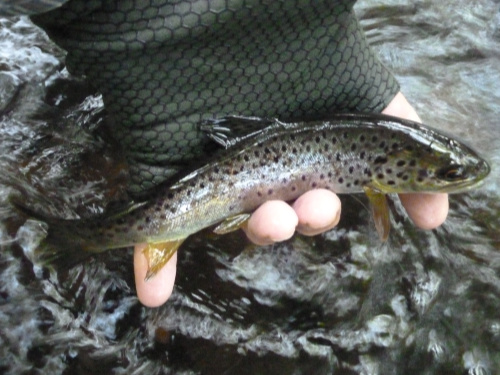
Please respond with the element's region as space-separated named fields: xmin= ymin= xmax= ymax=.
xmin=439 ymin=159 xmax=491 ymax=194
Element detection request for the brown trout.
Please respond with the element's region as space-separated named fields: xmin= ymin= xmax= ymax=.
xmin=21 ymin=114 xmax=490 ymax=279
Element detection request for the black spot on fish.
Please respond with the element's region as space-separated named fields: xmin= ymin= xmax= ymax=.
xmin=291 ymin=186 xmax=296 ymax=191
xmin=244 ymin=155 xmax=250 ymax=162
xmin=351 ymin=144 xmax=357 ymax=151
xmin=388 ymin=180 xmax=395 ymax=185
xmin=386 ymin=168 xmax=393 ymax=174
xmin=302 ymin=175 xmax=307 ymax=181
xmin=417 ymin=177 xmax=424 ymax=183
xmin=360 ymin=151 xmax=366 ymax=159
xmin=320 ymin=174 xmax=325 ymax=180
xmin=371 ymin=135 xmax=378 ymax=143
xmin=379 ymin=141 xmax=386 ymax=149
xmin=409 ymin=160 xmax=417 ymax=167
xmin=406 ymin=145 xmax=414 ymax=152
xmin=377 ymin=173 xmax=385 ymax=179
xmin=324 ymin=144 xmax=330 ymax=152
xmin=360 ymin=135 xmax=366 ymax=142
xmin=346 ymin=183 xmax=351 ymax=188
xmin=240 ymin=165 xmax=245 ymax=172
xmin=374 ymin=156 xmax=388 ymax=164
xmin=292 ymin=147 xmax=298 ymax=154
xmin=336 ymin=153 xmax=341 ymax=162
xmin=354 ymin=180 xmax=359 ymax=185
xmin=392 ymin=143 xmax=400 ymax=150
xmin=397 ymin=160 xmax=406 ymax=167
xmin=332 ymin=137 xmax=338 ymax=144
xmin=338 ymin=177 xmax=344 ymax=184
xmin=281 ymin=145 xmax=287 ymax=152
xmin=306 ymin=145 xmax=311 ymax=152
xmin=264 ymin=147 xmax=271 ymax=154
xmin=268 ymin=189 xmax=273 ymax=195
xmin=343 ymin=132 xmax=349 ymax=139
xmin=349 ymin=166 xmax=354 ymax=174
xmin=167 ymin=192 xmax=174 ymax=199
xmin=254 ymin=151 xmax=260 ymax=157
xmin=315 ymin=136 xmax=321 ymax=143
xmin=418 ymin=169 xmax=428 ymax=178
xmin=312 ymin=182 xmax=317 ymax=188
xmin=402 ymin=175 xmax=409 ymax=181
xmin=145 ymin=216 xmax=151 ymax=223
xmin=328 ymin=172 xmax=333 ymax=178
xmin=273 ymin=156 xmax=280 ymax=163
xmin=257 ymin=191 xmax=262 ymax=197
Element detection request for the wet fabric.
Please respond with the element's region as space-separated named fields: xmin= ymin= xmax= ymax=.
xmin=29 ymin=0 xmax=399 ymax=193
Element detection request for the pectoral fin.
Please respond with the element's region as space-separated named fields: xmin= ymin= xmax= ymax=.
xmin=213 ymin=213 xmax=251 ymax=234
xmin=364 ymin=186 xmax=390 ymax=241
xmin=143 ymin=239 xmax=185 ymax=281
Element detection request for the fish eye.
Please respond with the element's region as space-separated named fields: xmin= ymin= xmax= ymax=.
xmin=437 ymin=165 xmax=467 ymax=181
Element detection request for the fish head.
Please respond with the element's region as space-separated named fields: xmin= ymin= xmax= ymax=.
xmin=369 ymin=127 xmax=490 ymax=194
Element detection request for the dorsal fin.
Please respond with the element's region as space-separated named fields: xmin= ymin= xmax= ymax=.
xmin=200 ymin=116 xmax=275 ymax=148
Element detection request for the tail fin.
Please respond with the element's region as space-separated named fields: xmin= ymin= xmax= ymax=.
xmin=11 ymin=197 xmax=96 ymax=272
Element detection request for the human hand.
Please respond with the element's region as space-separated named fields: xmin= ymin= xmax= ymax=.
xmin=133 ymin=91 xmax=449 ymax=307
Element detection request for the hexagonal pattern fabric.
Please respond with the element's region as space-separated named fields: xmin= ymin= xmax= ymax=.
xmin=32 ymin=0 xmax=399 ymax=193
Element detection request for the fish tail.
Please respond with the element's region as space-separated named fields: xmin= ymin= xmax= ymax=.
xmin=37 ymin=223 xmax=96 ymax=271
xmin=11 ymin=197 xmax=96 ymax=272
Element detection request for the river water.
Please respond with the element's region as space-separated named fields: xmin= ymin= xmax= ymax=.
xmin=1 ymin=1 xmax=500 ymax=374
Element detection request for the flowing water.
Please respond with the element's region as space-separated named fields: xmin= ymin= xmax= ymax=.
xmin=1 ymin=1 xmax=500 ymax=374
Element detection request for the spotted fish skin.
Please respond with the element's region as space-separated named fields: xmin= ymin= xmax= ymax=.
xmin=31 ymin=113 xmax=489 ymax=271
xmin=0 ymin=0 xmax=67 ymax=16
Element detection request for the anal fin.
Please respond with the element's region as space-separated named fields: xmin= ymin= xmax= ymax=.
xmin=364 ymin=186 xmax=390 ymax=241
xmin=213 ymin=213 xmax=251 ymax=234
xmin=143 ymin=239 xmax=185 ymax=281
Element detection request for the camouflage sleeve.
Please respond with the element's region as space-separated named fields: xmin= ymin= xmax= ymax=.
xmin=0 ymin=0 xmax=67 ymax=16
xmin=31 ymin=0 xmax=400 ymax=194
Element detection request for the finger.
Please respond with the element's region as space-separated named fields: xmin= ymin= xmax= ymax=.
xmin=292 ymin=189 xmax=341 ymax=236
xmin=399 ymin=193 xmax=449 ymax=230
xmin=134 ymin=243 xmax=177 ymax=307
xmin=382 ymin=92 xmax=422 ymax=123
xmin=244 ymin=200 xmax=298 ymax=246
